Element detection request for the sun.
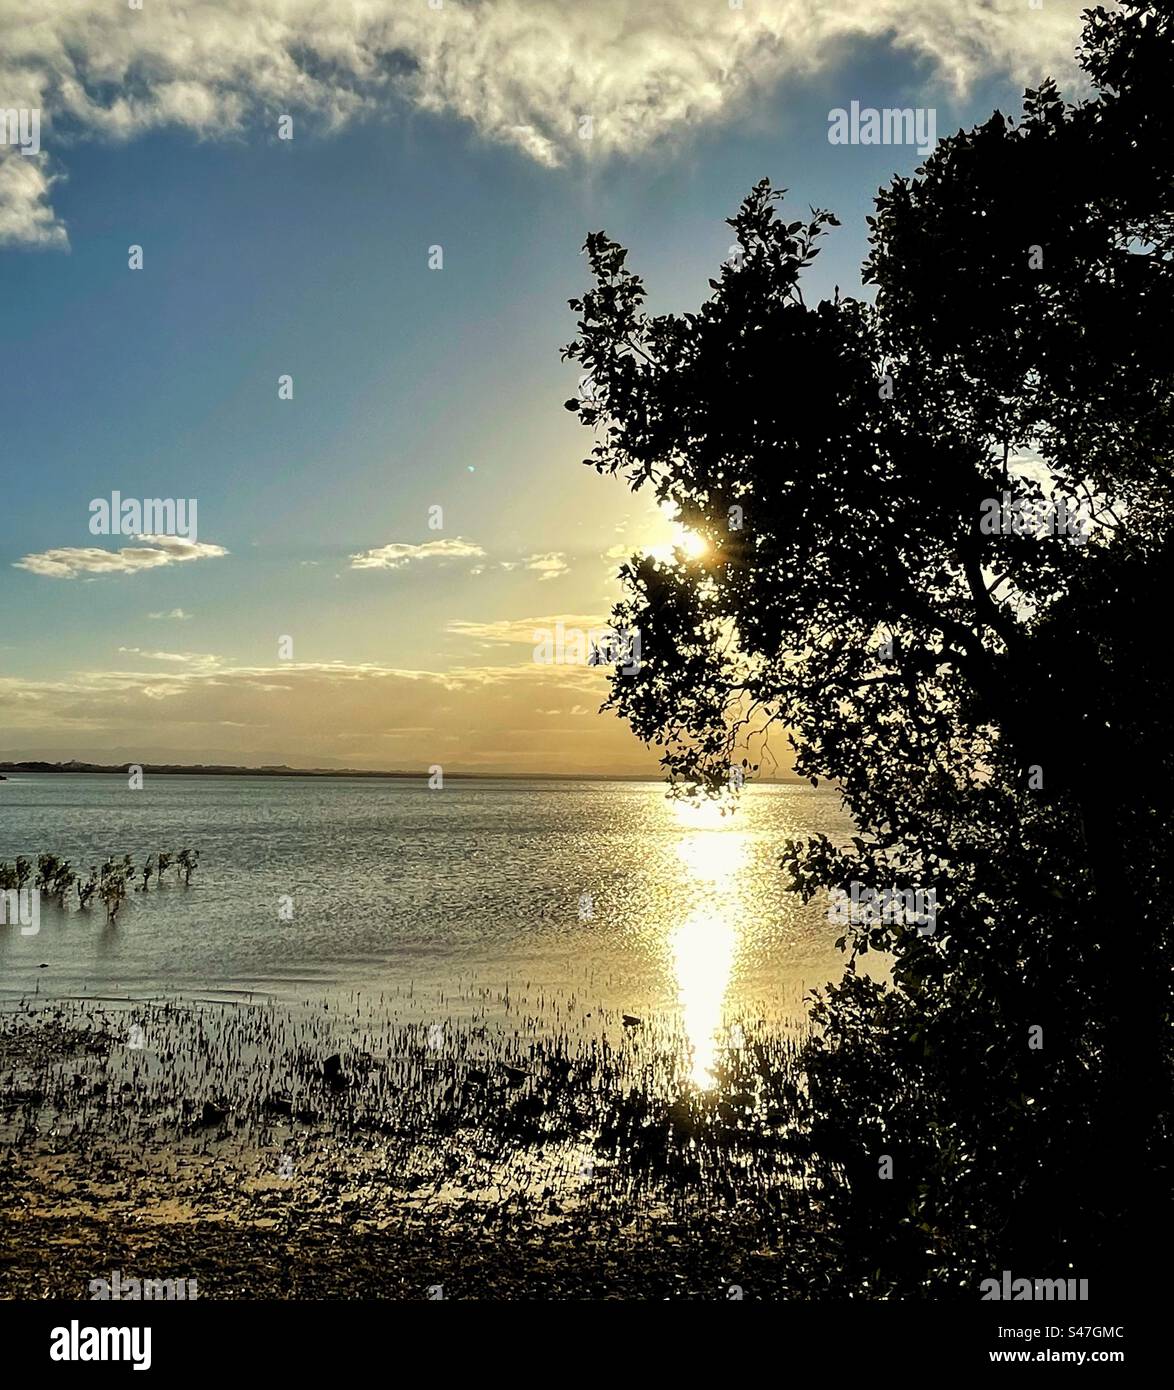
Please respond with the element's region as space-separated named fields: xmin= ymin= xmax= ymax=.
xmin=644 ymin=502 xmax=709 ymax=562
xmin=678 ymin=528 xmax=709 ymax=560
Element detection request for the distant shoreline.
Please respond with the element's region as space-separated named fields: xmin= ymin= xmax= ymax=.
xmin=0 ymin=760 xmax=676 ymax=783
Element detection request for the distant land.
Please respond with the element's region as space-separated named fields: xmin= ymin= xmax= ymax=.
xmin=0 ymin=760 xmax=667 ymax=782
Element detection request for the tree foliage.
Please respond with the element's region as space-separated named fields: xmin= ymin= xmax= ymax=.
xmin=564 ymin=1 xmax=1171 ymax=1291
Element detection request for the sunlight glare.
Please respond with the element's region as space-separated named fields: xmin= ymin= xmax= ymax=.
xmin=671 ymin=907 xmax=738 ymax=1089
xmin=645 ymin=502 xmax=708 ymax=562
xmin=668 ymin=795 xmax=748 ymax=1087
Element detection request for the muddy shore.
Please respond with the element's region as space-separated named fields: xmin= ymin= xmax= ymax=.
xmin=0 ymin=998 xmax=831 ymax=1299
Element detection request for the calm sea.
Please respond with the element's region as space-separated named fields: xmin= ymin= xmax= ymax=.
xmin=0 ymin=775 xmax=865 ymax=1028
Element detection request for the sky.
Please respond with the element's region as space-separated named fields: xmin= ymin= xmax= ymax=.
xmin=0 ymin=0 xmax=1093 ymax=774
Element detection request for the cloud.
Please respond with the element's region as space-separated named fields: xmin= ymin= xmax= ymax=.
xmin=524 ymin=552 xmax=568 ymax=581
xmin=0 ymin=657 xmax=648 ymax=774
xmin=350 ymin=537 xmax=485 ymax=570
xmin=117 ymin=647 xmax=222 ymax=673
xmin=13 ymin=536 xmax=229 ymax=579
xmin=148 ymin=608 xmax=192 ymax=621
xmin=0 ymin=1 xmax=1091 ymax=246
xmin=470 ymin=554 xmax=568 ymax=579
xmin=0 ymin=154 xmax=67 ymax=248
xmin=447 ymin=614 xmax=608 ymax=646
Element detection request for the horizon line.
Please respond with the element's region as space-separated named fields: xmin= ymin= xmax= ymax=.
xmin=0 ymin=758 xmax=807 ymax=784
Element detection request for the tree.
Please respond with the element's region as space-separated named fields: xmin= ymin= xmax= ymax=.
xmin=97 ymin=856 xmax=135 ymax=923
xmin=35 ymin=853 xmax=76 ymax=904
xmin=563 ymin=0 xmax=1171 ymax=1292
xmin=176 ymin=849 xmax=200 ymax=886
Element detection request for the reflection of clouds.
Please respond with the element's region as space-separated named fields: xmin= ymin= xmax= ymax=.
xmin=670 ymin=799 xmax=749 ymax=1087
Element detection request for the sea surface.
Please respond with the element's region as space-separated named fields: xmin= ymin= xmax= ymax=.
xmin=0 ymin=775 xmax=869 ymax=1054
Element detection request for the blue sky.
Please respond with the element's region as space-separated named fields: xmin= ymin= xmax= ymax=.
xmin=0 ymin=0 xmax=1090 ymax=772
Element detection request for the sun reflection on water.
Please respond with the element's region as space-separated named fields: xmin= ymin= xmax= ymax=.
xmin=669 ymin=798 xmax=748 ymax=1087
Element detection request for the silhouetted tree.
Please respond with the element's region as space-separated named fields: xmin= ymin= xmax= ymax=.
xmin=77 ymin=867 xmax=98 ymax=910
xmin=564 ymin=0 xmax=1171 ymax=1293
xmin=97 ymin=856 xmax=135 ymax=923
xmin=35 ymin=853 xmax=76 ymax=904
xmin=176 ymin=848 xmax=200 ymax=885
xmin=0 ymin=857 xmax=33 ymax=891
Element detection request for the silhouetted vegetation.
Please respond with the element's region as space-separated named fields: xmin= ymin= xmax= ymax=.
xmin=34 ymin=855 xmax=75 ymax=904
xmin=565 ymin=0 xmax=1171 ymax=1294
xmin=0 ymin=996 xmax=827 ymax=1299
xmin=0 ymin=850 xmax=201 ymax=922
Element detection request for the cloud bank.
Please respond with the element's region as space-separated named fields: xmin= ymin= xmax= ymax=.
xmin=0 ymin=0 xmax=1091 ymax=246
xmin=0 ymin=657 xmax=651 ymax=774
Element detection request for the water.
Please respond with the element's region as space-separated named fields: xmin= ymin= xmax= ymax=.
xmin=0 ymin=775 xmax=866 ymax=1045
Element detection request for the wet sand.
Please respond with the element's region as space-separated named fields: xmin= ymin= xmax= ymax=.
xmin=0 ymin=997 xmax=832 ymax=1299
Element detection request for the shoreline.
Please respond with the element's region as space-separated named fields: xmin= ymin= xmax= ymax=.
xmin=0 ymin=762 xmax=809 ymax=785
xmin=0 ymin=997 xmax=830 ymax=1299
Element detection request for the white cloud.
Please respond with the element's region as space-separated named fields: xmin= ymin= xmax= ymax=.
xmin=0 ymin=0 xmax=1091 ymax=246
xmin=350 ymin=537 xmax=485 ymax=570
xmin=524 ymin=552 xmax=568 ymax=581
xmin=148 ymin=607 xmax=192 ymax=620
xmin=447 ymin=614 xmax=607 ymax=646
xmin=13 ymin=536 xmax=228 ymax=578
xmin=0 ymin=154 xmax=67 ymax=248
xmin=117 ymin=647 xmax=222 ymax=671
